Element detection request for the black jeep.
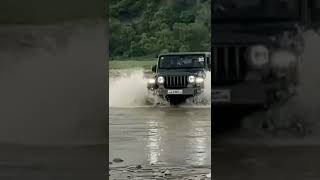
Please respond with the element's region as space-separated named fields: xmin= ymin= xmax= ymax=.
xmin=147 ymin=52 xmax=211 ymax=105
xmin=211 ymin=0 xmax=319 ymax=110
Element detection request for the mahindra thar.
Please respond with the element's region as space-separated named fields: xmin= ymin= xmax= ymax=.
xmin=147 ymin=52 xmax=211 ymax=105
xmin=211 ymin=0 xmax=319 ymax=110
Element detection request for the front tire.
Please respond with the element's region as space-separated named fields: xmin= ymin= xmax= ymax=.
xmin=167 ymin=96 xmax=187 ymax=105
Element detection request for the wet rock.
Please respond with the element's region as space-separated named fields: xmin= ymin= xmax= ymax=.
xmin=133 ymin=177 xmax=143 ymax=180
xmin=110 ymin=164 xmax=211 ymax=180
xmin=164 ymin=170 xmax=171 ymax=176
xmin=113 ymin=158 xmax=124 ymax=163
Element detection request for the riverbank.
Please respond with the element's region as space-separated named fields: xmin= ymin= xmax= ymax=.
xmin=109 ymin=58 xmax=157 ymax=69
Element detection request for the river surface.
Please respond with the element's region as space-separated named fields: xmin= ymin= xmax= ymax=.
xmin=109 ymin=107 xmax=211 ymax=179
xmin=0 ymin=144 xmax=106 ymax=180
xmin=214 ymin=111 xmax=320 ymax=180
xmin=214 ymin=144 xmax=320 ymax=180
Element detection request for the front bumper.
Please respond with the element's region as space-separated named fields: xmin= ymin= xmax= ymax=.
xmin=212 ymin=81 xmax=268 ymax=107
xmin=150 ymin=87 xmax=203 ymax=96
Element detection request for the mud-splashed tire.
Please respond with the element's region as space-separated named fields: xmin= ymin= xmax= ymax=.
xmin=169 ymin=99 xmax=186 ymax=105
xmin=168 ymin=97 xmax=187 ymax=105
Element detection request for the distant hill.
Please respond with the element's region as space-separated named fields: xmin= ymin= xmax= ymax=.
xmin=109 ymin=0 xmax=211 ymax=58
xmin=0 ymin=0 xmax=104 ymax=24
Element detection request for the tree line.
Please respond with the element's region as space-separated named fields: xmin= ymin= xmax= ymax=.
xmin=109 ymin=0 xmax=211 ymax=59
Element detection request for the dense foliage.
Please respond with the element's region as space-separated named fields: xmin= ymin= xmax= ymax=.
xmin=109 ymin=0 xmax=211 ymax=58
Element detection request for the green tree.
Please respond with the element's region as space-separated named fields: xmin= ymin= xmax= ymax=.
xmin=109 ymin=0 xmax=211 ymax=58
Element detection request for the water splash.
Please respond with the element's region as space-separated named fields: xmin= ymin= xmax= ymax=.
xmin=185 ymin=71 xmax=211 ymax=106
xmin=242 ymin=28 xmax=320 ymax=139
xmin=109 ymin=69 xmax=211 ymax=107
xmin=0 ymin=21 xmax=107 ymax=145
xmin=109 ymin=69 xmax=160 ymax=107
xmin=295 ymin=29 xmax=320 ymax=132
xmin=203 ymin=71 xmax=212 ymax=101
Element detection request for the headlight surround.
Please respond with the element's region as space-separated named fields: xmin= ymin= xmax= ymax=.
xmin=248 ymin=45 xmax=269 ymax=69
xmin=195 ymin=77 xmax=204 ymax=84
xmin=148 ymin=78 xmax=156 ymax=84
xmin=188 ymin=75 xmax=195 ymax=83
xmin=157 ymin=76 xmax=165 ymax=84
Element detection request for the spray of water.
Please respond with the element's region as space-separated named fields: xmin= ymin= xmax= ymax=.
xmin=185 ymin=72 xmax=211 ymax=106
xmin=109 ymin=70 xmax=211 ymax=107
xmin=0 ymin=21 xmax=107 ymax=145
xmin=242 ymin=28 xmax=320 ymax=139
xmin=295 ymin=29 xmax=320 ymax=131
xmin=204 ymin=71 xmax=212 ymax=100
xmin=109 ymin=69 xmax=156 ymax=107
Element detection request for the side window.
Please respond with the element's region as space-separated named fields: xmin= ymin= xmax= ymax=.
xmin=182 ymin=58 xmax=193 ymax=65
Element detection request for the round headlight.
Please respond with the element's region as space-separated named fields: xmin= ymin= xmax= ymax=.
xmin=196 ymin=77 xmax=204 ymax=84
xmin=157 ymin=76 xmax=165 ymax=84
xmin=248 ymin=45 xmax=269 ymax=69
xmin=148 ymin=78 xmax=156 ymax=84
xmin=188 ymin=76 xmax=195 ymax=83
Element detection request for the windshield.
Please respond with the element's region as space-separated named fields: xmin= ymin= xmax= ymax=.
xmin=158 ymin=55 xmax=205 ymax=69
xmin=213 ymin=0 xmax=300 ymax=20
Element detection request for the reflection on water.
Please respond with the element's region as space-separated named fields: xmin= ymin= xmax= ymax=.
xmin=186 ymin=126 xmax=209 ymax=166
xmin=146 ymin=120 xmax=162 ymax=164
xmin=109 ymin=107 xmax=211 ymax=166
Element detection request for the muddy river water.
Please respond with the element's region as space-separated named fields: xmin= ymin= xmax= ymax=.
xmin=108 ymin=28 xmax=320 ymax=179
xmin=109 ymin=107 xmax=211 ymax=179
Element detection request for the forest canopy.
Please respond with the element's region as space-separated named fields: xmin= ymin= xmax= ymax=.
xmin=109 ymin=0 xmax=211 ymax=59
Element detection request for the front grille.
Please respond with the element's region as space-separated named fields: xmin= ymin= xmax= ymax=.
xmin=164 ymin=75 xmax=188 ymax=89
xmin=212 ymin=45 xmax=248 ymax=83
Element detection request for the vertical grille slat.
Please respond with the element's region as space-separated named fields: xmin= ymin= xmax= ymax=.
xmin=164 ymin=75 xmax=189 ymax=89
xmin=213 ymin=45 xmax=248 ymax=83
xmin=235 ymin=47 xmax=240 ymax=78
xmin=174 ymin=76 xmax=177 ymax=87
xmin=224 ymin=48 xmax=229 ymax=79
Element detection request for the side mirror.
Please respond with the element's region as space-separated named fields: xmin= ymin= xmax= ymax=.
xmin=152 ymin=65 xmax=157 ymax=73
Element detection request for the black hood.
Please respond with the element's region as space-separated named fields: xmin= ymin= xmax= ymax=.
xmin=157 ymin=68 xmax=205 ymax=76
